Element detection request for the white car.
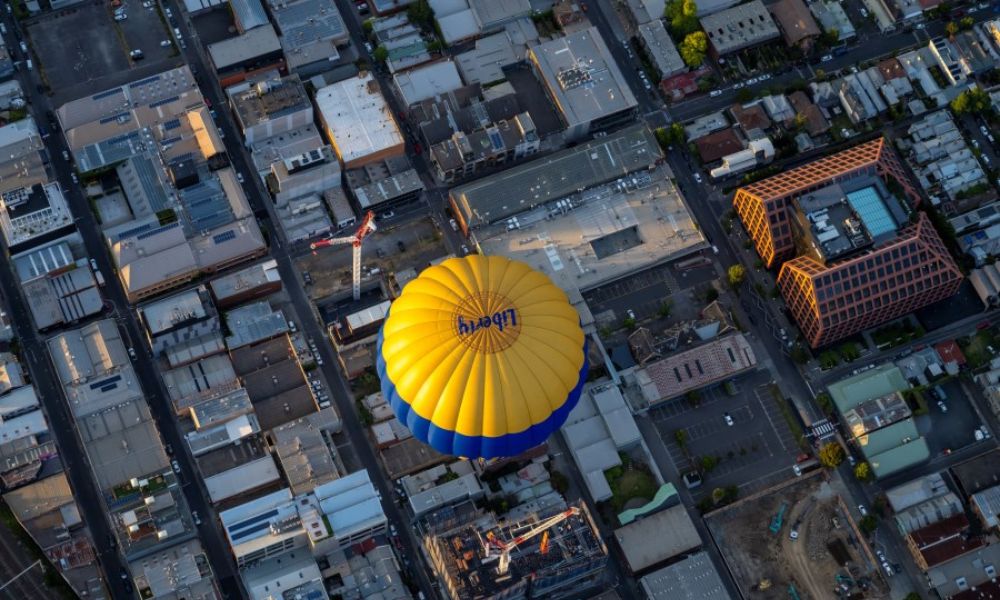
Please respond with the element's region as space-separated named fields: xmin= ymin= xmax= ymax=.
xmin=62 ymin=150 xmax=69 ymax=161
xmin=171 ymin=460 xmax=181 ymax=474
xmin=747 ymin=77 xmax=759 ymax=85
xmin=857 ymin=504 xmax=868 ymax=516
xmin=71 ymin=173 xmax=78 ymax=184
xmin=981 ymin=124 xmax=989 ymax=136
xmin=914 ymin=22 xmax=925 ymax=29
xmin=128 ymin=347 xmax=137 ymax=360
xmin=709 ymin=89 xmax=723 ymax=97
xmin=192 ymin=511 xmax=202 ymax=526
xmin=973 ymin=139 xmax=981 ymax=149
xmin=758 ymin=73 xmax=771 ymax=81
xmin=693 ymin=172 xmax=703 ymax=183
xmin=938 ymin=400 xmax=949 ymax=412
xmin=90 ymin=258 xmax=99 ymax=271
xmin=733 ymin=82 xmax=746 ymax=89
xmin=724 ymin=413 xmax=734 ymax=426
xmin=160 ymin=40 xmax=171 ymax=47
xmin=859 ymin=6 xmax=868 ymax=16
xmin=236 ymin=172 xmax=245 ymax=184
xmin=821 ymin=54 xmax=833 ymax=62
xmin=114 ymin=12 xmax=127 ymax=20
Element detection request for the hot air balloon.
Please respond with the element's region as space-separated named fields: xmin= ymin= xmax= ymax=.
xmin=376 ymin=255 xmax=588 ymax=459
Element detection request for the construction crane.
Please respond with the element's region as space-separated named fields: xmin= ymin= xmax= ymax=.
xmin=310 ymin=211 xmax=376 ymax=301
xmin=482 ymin=507 xmax=580 ymax=576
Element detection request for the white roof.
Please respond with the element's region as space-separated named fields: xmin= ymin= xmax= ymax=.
xmin=438 ymin=10 xmax=481 ymax=44
xmin=428 ymin=0 xmax=469 ymax=17
xmin=315 ymin=73 xmax=404 ymax=165
xmin=345 ymin=300 xmax=391 ymax=330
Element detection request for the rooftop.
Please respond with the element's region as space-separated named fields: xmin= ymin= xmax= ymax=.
xmin=614 ymin=502 xmax=701 ymax=573
xmin=478 ymin=164 xmax=701 ymax=324
xmin=451 ymin=123 xmax=660 ymax=228
xmin=267 ymin=0 xmax=348 ymax=70
xmin=841 ymin=391 xmax=911 ymax=438
xmin=0 ymin=182 xmax=74 ymax=248
xmin=139 ymin=287 xmax=212 ymax=337
xmin=78 ymin=400 xmax=169 ymax=490
xmin=768 ymin=0 xmax=820 ymax=47
xmin=951 ymin=448 xmax=1000 ymax=497
xmin=636 ymin=334 xmax=757 ymax=407
xmin=231 ymin=0 xmax=269 ymax=32
xmin=208 ymin=259 xmax=281 ymax=304
xmin=528 ymin=27 xmax=638 ymax=128
xmin=828 ymin=364 xmax=910 ymax=413
xmin=700 ymin=0 xmax=780 ymax=55
xmin=639 ymin=551 xmax=732 ymax=600
xmin=231 ymin=75 xmax=311 ymax=131
xmin=224 ymin=301 xmax=289 ymax=350
xmin=271 ymin=409 xmax=342 ymax=495
xmin=393 ymin=60 xmax=464 ymax=107
xmin=426 ymin=500 xmax=607 ymax=598
xmin=637 ymin=20 xmax=685 ymax=79
xmin=207 ymin=25 xmax=282 ymax=71
xmin=315 ymin=73 xmax=405 ymax=167
xmin=128 ymin=538 xmax=219 ymax=600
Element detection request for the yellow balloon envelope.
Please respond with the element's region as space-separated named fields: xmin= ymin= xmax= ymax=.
xmin=377 ymin=255 xmax=588 ymax=458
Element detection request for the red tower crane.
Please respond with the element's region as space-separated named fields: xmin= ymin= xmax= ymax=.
xmin=310 ymin=211 xmax=377 ymax=301
xmin=481 ymin=507 xmax=580 ymax=575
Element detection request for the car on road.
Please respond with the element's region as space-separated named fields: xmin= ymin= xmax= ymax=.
xmin=161 ymin=40 xmax=171 ymax=47
xmin=171 ymin=460 xmax=181 ymax=474
xmin=236 ymin=172 xmax=245 ymax=183
xmin=90 ymin=257 xmax=99 ymax=272
xmin=938 ymin=400 xmax=948 ymax=412
xmin=724 ymin=413 xmax=734 ymax=426
xmin=846 ymin=453 xmax=856 ymax=467
xmin=859 ymin=6 xmax=868 ymax=16
xmin=733 ymin=81 xmax=745 ymax=89
xmin=792 ymin=463 xmax=802 ymax=476
xmin=288 ymin=320 xmax=297 ymax=333
xmin=709 ymin=89 xmax=722 ymax=97
xmin=129 ymin=49 xmax=143 ymax=60
xmin=461 ymin=244 xmax=470 ymax=255
xmin=449 ymin=218 xmax=458 ymax=231
xmin=19 ymin=41 xmax=27 ymax=54
xmin=128 ymin=347 xmax=137 ymax=360
xmin=693 ymin=172 xmax=703 ymax=183
xmin=120 ymin=568 xmax=129 ymax=580
xmin=165 ymin=443 xmax=173 ymax=456
xmin=61 ymin=150 xmax=69 ymax=161
xmin=114 ymin=12 xmax=127 ymax=20
xmin=379 ymin=210 xmax=395 ymax=220
xmin=973 ymin=139 xmax=981 ymax=149
xmin=758 ymin=73 xmax=771 ymax=81
xmin=71 ymin=173 xmax=78 ymax=184
xmin=857 ymin=504 xmax=868 ymax=516
xmin=821 ymin=54 xmax=833 ymax=62
xmin=365 ymin=42 xmax=373 ymax=54
xmin=626 ymin=309 xmax=636 ymax=320
xmin=915 ymin=22 xmax=925 ymax=29
xmin=302 ymin=271 xmax=313 ymax=285
xmin=192 ymin=510 xmax=202 ymax=526
xmin=747 ymin=77 xmax=759 ymax=85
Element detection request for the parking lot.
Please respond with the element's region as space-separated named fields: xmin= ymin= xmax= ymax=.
xmin=117 ymin=0 xmax=175 ymax=64
xmin=27 ymin=2 xmax=130 ymax=95
xmin=650 ymin=370 xmax=803 ymax=495
xmin=583 ymin=263 xmax=676 ymax=322
xmin=917 ymin=378 xmax=985 ymax=455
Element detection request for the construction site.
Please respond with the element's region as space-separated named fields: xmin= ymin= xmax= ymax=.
xmin=421 ymin=500 xmax=609 ymax=600
xmin=705 ymin=471 xmax=886 ymax=600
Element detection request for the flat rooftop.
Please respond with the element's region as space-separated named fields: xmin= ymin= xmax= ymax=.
xmin=78 ymin=400 xmax=169 ymax=490
xmin=232 ymin=75 xmax=311 ymax=130
xmin=529 ymin=27 xmax=638 ymax=128
xmin=315 ymin=73 xmax=405 ymax=166
xmin=479 ymin=165 xmax=703 ymax=324
xmin=635 ymin=334 xmax=757 ymax=407
xmin=451 ymin=123 xmax=661 ymax=228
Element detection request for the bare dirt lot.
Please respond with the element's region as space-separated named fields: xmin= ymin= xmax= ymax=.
xmin=705 ymin=471 xmax=888 ymax=600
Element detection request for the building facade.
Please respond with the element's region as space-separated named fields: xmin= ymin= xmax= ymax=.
xmin=734 ymin=138 xmax=961 ymax=347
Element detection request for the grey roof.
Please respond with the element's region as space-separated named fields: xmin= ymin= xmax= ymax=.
xmin=117 ymin=154 xmax=170 ymax=219
xmin=230 ymin=0 xmax=270 ymax=32
xmin=225 ymin=301 xmax=289 ymax=350
xmin=24 ymin=265 xmax=103 ymax=330
xmin=78 ymin=400 xmax=169 ymax=490
xmin=13 ymin=241 xmax=76 ymax=282
xmin=614 ymin=503 xmax=701 ymax=572
xmin=700 ymin=0 xmax=780 ymax=55
xmin=638 ymin=20 xmax=686 ymax=79
xmin=529 ymin=27 xmax=638 ymax=129
xmin=640 ymin=551 xmax=732 ymax=600
xmin=208 ymin=25 xmax=282 ymax=71
xmin=272 ymin=409 xmax=342 ymax=494
xmin=450 ymin=124 xmax=660 ymax=227
xmin=269 ymin=0 xmax=348 ymax=69
xmin=353 ymin=169 xmax=425 ymax=209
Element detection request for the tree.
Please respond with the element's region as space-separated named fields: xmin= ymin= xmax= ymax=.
xmin=679 ymin=31 xmax=707 ymax=68
xmin=792 ymin=112 xmax=808 ymax=131
xmin=674 ymin=429 xmax=688 ymax=449
xmin=791 ymin=345 xmax=811 ymax=365
xmin=945 ymin=21 xmax=958 ymax=37
xmin=687 ymin=390 xmax=702 ymax=407
xmin=951 ymin=86 xmax=992 ymax=115
xmin=700 ymin=455 xmax=720 ymax=472
xmin=819 ymin=442 xmax=845 ymax=468
xmin=904 ymin=593 xmax=922 ymax=600
xmin=820 ymin=28 xmax=839 ymax=46
xmin=407 ymin=0 xmax=434 ymax=28
xmin=959 ymin=16 xmax=974 ymax=30
xmin=665 ymin=0 xmax=699 ymax=38
xmin=727 ymin=264 xmax=746 ymax=288
xmin=623 ymin=316 xmax=637 ymax=330
xmin=657 ymin=300 xmax=673 ymax=318
xmin=362 ymin=19 xmax=374 ymax=35
xmin=735 ymin=88 xmax=754 ymax=102
xmin=426 ymin=39 xmax=444 ymax=52
xmin=854 ymin=462 xmax=872 ymax=482
xmin=372 ymin=45 xmax=388 ymax=63
xmin=859 ymin=514 xmax=878 ymax=535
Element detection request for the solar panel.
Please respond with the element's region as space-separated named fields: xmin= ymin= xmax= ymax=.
xmin=90 ymin=374 xmax=122 ymax=390
xmin=129 ymin=75 xmax=162 ymax=89
xmin=149 ymin=95 xmax=180 ymax=108
xmin=164 ymin=118 xmax=182 ymax=130
xmin=213 ymin=230 xmax=237 ymax=244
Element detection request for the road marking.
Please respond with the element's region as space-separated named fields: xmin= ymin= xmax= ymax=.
xmin=755 ymin=385 xmax=789 ymax=452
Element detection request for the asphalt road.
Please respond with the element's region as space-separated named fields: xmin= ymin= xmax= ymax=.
xmin=164 ymin=1 xmax=439 ymax=597
xmin=665 ymin=11 xmax=998 ymax=123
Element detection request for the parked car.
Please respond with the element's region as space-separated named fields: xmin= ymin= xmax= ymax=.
xmin=171 ymin=460 xmax=181 ymax=473
xmin=857 ymin=504 xmax=868 ymax=516
xmin=709 ymin=89 xmax=723 ymax=97
xmin=724 ymin=413 xmax=734 ymax=426
xmin=821 ymin=54 xmax=833 ymax=63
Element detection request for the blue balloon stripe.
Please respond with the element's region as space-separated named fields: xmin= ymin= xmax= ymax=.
xmin=376 ymin=327 xmax=589 ymax=459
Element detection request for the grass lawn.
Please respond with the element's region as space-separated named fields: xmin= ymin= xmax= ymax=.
xmin=607 ymin=468 xmax=657 ymax=513
xmin=962 ymin=330 xmax=997 ymax=368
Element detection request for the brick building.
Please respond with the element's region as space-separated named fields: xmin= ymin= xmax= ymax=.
xmin=734 ymin=138 xmax=962 ymax=347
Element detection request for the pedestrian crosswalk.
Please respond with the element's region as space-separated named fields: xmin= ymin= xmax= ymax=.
xmin=811 ymin=419 xmax=836 ymax=440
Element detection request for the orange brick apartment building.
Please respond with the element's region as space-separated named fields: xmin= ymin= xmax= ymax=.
xmin=733 ymin=138 xmax=962 ymax=347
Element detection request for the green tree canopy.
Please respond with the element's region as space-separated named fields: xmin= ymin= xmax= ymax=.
xmin=372 ymin=45 xmax=388 ymax=63
xmin=679 ymin=31 xmax=708 ymax=67
xmin=727 ymin=264 xmax=746 ymax=288
xmin=666 ymin=0 xmax=699 ymax=38
xmin=951 ymin=86 xmax=991 ymax=115
xmin=854 ymin=462 xmax=872 ymax=482
xmin=819 ymin=442 xmax=845 ymax=468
